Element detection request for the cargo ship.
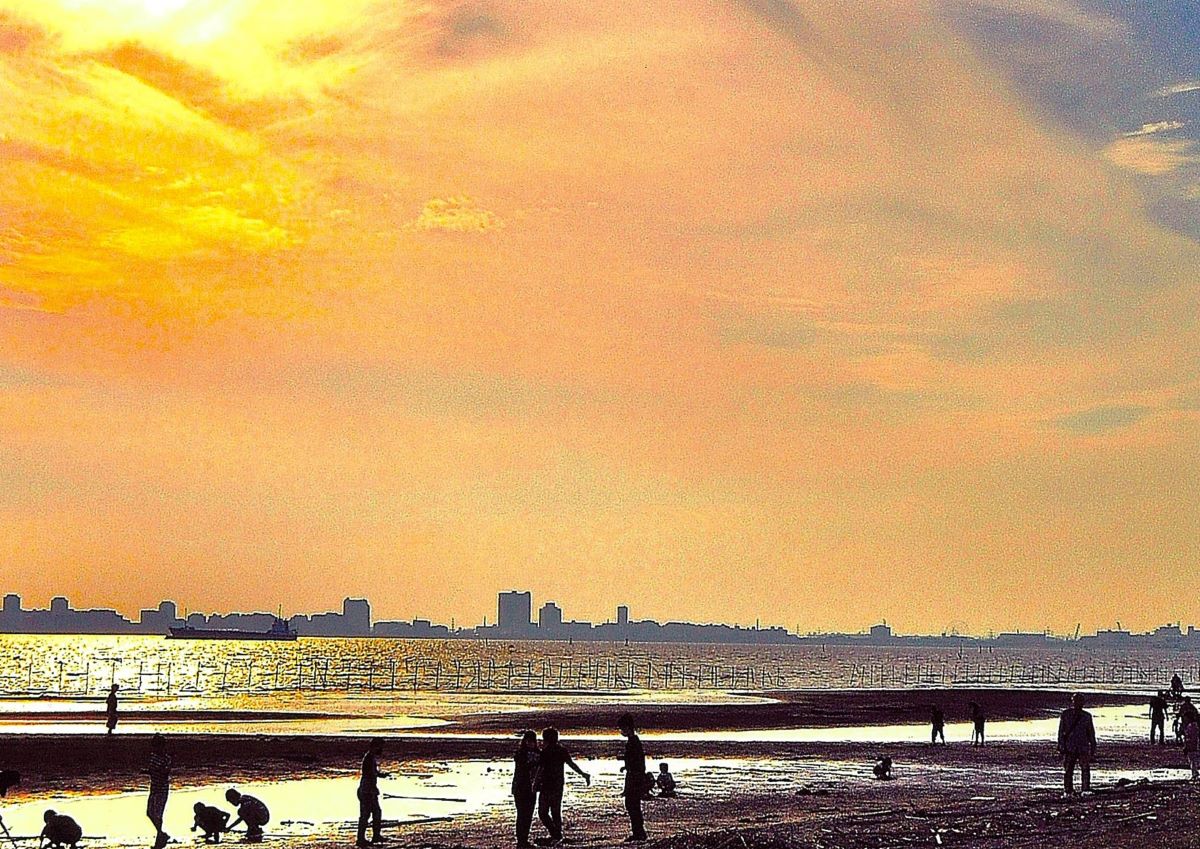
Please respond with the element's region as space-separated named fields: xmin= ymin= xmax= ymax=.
xmin=167 ymin=616 xmax=298 ymax=641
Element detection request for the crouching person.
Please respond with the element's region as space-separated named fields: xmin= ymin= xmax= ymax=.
xmin=192 ymin=803 xmax=231 ymax=843
xmin=40 ymin=811 xmax=82 ymax=849
xmin=225 ymin=789 xmax=270 ymax=842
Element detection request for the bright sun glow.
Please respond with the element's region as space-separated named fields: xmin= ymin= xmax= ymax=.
xmin=136 ymin=0 xmax=194 ymax=19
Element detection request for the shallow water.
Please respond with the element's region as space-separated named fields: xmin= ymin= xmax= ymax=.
xmin=2 ymin=747 xmax=1191 ymax=848
xmin=0 ymin=757 xmax=813 ymax=848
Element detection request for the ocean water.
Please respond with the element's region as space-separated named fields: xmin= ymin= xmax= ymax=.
xmin=2 ymin=634 xmax=1199 ymax=708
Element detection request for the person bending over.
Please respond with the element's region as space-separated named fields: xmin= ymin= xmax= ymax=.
xmin=192 ymin=803 xmax=230 ymax=844
xmin=40 ymin=811 xmax=82 ymax=849
xmin=225 ymin=789 xmax=270 ymax=843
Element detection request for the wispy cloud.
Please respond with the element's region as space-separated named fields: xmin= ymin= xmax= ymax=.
xmin=1103 ymin=137 xmax=1198 ymax=175
xmin=957 ymin=0 xmax=1126 ymax=38
xmin=1124 ymin=120 xmax=1185 ymax=137
xmin=1054 ymin=404 xmax=1153 ymax=434
xmin=1156 ymin=80 xmax=1200 ymax=97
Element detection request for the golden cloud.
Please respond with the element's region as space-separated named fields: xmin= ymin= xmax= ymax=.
xmin=411 ymin=196 xmax=503 ymax=233
xmin=1103 ymin=137 xmax=1197 ymax=175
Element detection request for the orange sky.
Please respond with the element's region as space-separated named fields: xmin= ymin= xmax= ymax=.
xmin=1 ymin=0 xmax=1197 ymax=634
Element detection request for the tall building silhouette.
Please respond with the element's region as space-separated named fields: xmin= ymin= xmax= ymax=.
xmin=342 ymin=598 xmax=371 ymax=635
xmin=497 ymin=591 xmax=533 ymax=635
xmin=539 ymin=602 xmax=563 ymax=631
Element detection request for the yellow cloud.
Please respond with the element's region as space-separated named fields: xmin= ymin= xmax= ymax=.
xmin=1103 ymin=137 xmax=1197 ymax=175
xmin=411 ymin=196 xmax=503 ymax=233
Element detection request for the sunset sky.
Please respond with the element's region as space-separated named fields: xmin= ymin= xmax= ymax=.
xmin=1 ymin=0 xmax=1198 ymax=635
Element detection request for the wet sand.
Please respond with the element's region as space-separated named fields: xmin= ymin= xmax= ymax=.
xmin=460 ymin=688 xmax=1139 ymax=732
xmin=3 ymin=688 xmax=1193 ymax=848
xmin=393 ymin=775 xmax=1200 ymax=849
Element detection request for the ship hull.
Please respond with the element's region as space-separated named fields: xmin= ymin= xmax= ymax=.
xmin=167 ymin=628 xmax=297 ymax=641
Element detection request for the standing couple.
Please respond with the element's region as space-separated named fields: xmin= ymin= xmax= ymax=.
xmin=512 ymin=714 xmax=648 ymax=847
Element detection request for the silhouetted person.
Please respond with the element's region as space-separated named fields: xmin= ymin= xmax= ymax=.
xmin=1150 ymin=691 xmax=1168 ymax=745
xmin=1058 ymin=693 xmax=1096 ymax=795
xmin=225 ymin=789 xmax=269 ymax=843
xmin=872 ymin=756 xmax=893 ymax=780
xmin=534 ymin=727 xmax=589 ymax=845
xmin=1171 ymin=673 xmax=1185 ymax=698
xmin=618 ymin=713 xmax=648 ymax=842
xmin=930 ymin=706 xmax=945 ymax=745
xmin=1181 ymin=696 xmax=1199 ymax=728
xmin=192 ymin=804 xmax=230 ymax=844
xmin=39 ymin=811 xmax=82 ymax=849
xmin=0 ymin=770 xmax=19 ymax=796
xmin=641 ymin=772 xmax=656 ymax=800
xmin=105 ymin=685 xmax=118 ymax=735
xmin=1184 ymin=717 xmax=1200 ymax=781
xmin=357 ymin=739 xmax=388 ymax=847
xmin=512 ymin=731 xmax=540 ymax=848
xmin=655 ymin=763 xmax=676 ymax=798
xmin=969 ymin=702 xmax=985 ymax=747
xmin=146 ymin=733 xmax=171 ymax=849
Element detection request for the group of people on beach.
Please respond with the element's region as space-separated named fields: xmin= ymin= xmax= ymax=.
xmin=931 ymin=698 xmax=1081 ymax=781
xmin=927 ymin=701 xmax=987 ymax=746
xmin=36 ymin=710 xmax=669 ymax=849
xmin=37 ymin=734 xmax=271 ymax=849
xmin=28 ymin=676 xmax=1200 ymax=849
xmin=510 ymin=713 xmax=663 ymax=847
xmin=1147 ymin=677 xmax=1200 ymax=781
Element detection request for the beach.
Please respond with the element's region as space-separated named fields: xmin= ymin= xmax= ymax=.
xmin=1 ymin=687 xmax=1196 ymax=848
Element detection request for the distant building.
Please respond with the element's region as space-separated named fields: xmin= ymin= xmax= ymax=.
xmin=993 ymin=631 xmax=1052 ymax=647
xmin=497 ymin=591 xmax=533 ymax=635
xmin=138 ymin=601 xmax=181 ymax=634
xmin=342 ymin=598 xmax=371 ymax=635
xmin=869 ymin=623 xmax=893 ymax=640
xmin=373 ymin=618 xmax=450 ymax=638
xmin=539 ymin=602 xmax=563 ymax=632
xmin=617 ymin=605 xmax=629 ymax=627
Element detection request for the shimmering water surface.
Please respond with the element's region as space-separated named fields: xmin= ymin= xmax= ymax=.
xmin=3 ymin=634 xmax=1198 ymax=703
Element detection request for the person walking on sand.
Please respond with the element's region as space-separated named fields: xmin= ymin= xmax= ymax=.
xmin=930 ymin=706 xmax=945 ymax=745
xmin=969 ymin=702 xmax=985 ymax=747
xmin=512 ymin=731 xmax=540 ymax=848
xmin=105 ymin=685 xmax=119 ymax=736
xmin=1183 ymin=715 xmax=1200 ymax=781
xmin=146 ymin=733 xmax=171 ymax=849
xmin=1058 ymin=693 xmax=1096 ymax=796
xmin=534 ymin=727 xmax=589 ymax=845
xmin=618 ymin=713 xmax=649 ymax=843
xmin=1150 ymin=690 xmax=1168 ymax=745
xmin=357 ymin=739 xmax=389 ymax=847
